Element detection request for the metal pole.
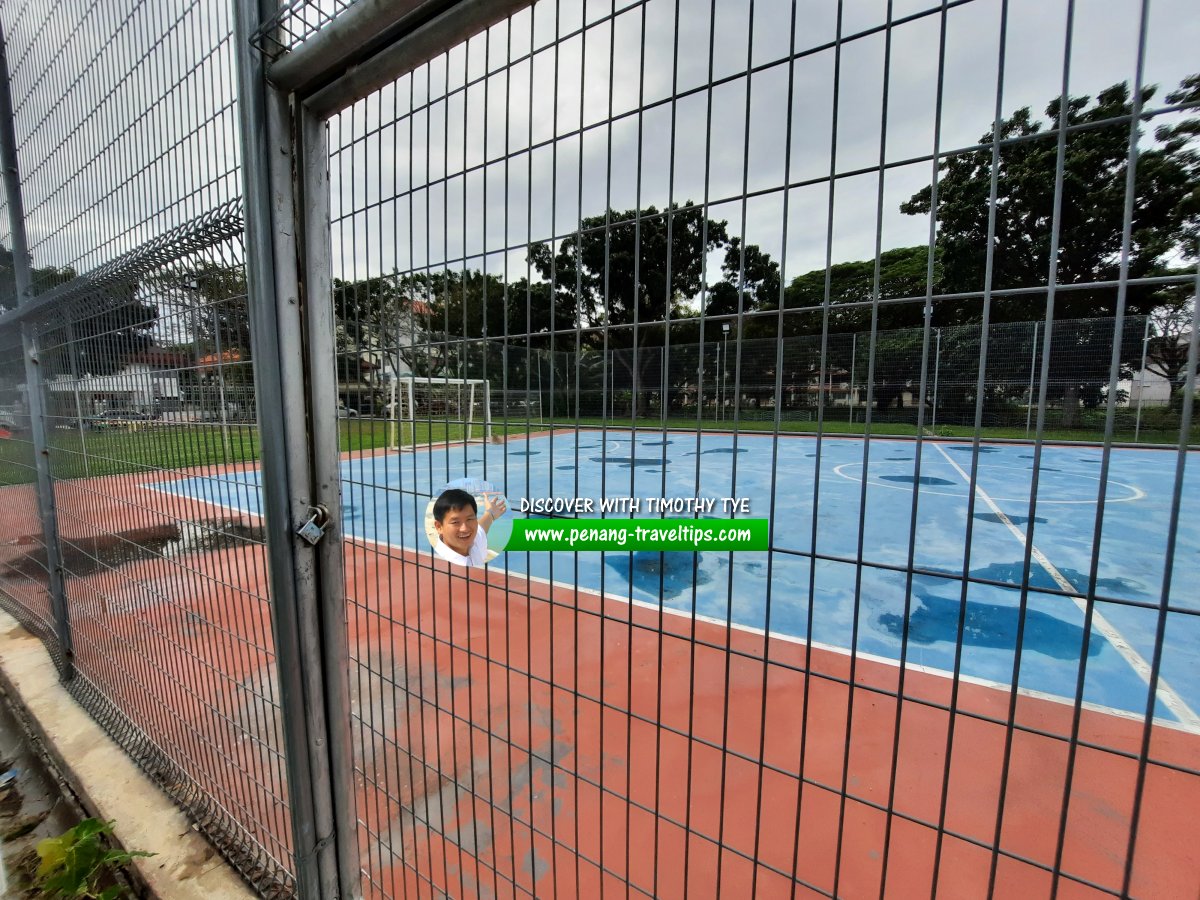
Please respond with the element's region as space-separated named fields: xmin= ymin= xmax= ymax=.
xmin=65 ymin=321 xmax=89 ymax=479
xmin=710 ymin=340 xmax=720 ymax=422
xmin=213 ymin=305 xmax=231 ymax=458
xmin=713 ymin=341 xmax=719 ymax=420
xmin=1135 ymin=315 xmax=1150 ymax=441
xmin=723 ymin=328 xmax=729 ymax=421
xmin=1026 ymin=320 xmax=1038 ymax=437
xmin=0 ymin=24 xmax=72 ymax=679
xmin=298 ymin=100 xmax=359 ymax=900
xmin=234 ymin=5 xmax=349 ymax=897
xmin=932 ymin=327 xmax=941 ymax=431
xmin=849 ymin=332 xmax=857 ymax=425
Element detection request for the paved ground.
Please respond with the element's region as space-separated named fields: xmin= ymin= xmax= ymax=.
xmin=0 ymin=448 xmax=1197 ymax=898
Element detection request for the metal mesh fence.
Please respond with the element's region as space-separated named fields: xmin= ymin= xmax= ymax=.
xmin=0 ymin=2 xmax=293 ymax=895
xmin=0 ymin=1 xmax=1196 ymax=899
xmin=322 ymin=0 xmax=1199 ymax=898
xmin=0 ymin=324 xmax=59 ymax=646
xmin=252 ymin=0 xmax=363 ymax=60
xmin=441 ymin=315 xmax=1176 ymax=438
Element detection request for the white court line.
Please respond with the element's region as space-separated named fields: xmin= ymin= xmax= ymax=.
xmin=831 ymin=460 xmax=1146 ymax=505
xmin=932 ymin=442 xmax=1200 ymax=729
xmin=141 ymin=449 xmax=1200 ymax=734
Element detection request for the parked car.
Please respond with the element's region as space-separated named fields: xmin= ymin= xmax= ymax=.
xmin=337 ymin=404 xmax=358 ymax=418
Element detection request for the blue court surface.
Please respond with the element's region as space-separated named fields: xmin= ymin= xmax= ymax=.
xmin=151 ymin=431 xmax=1200 ymax=727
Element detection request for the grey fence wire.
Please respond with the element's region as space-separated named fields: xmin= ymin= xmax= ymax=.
xmin=435 ymin=315 xmax=1172 ymax=437
xmin=251 ymin=0 xmax=363 ymax=60
xmin=319 ymin=0 xmax=1200 ymax=898
xmin=0 ymin=2 xmax=294 ymax=896
xmin=0 ymin=1 xmax=1198 ymax=899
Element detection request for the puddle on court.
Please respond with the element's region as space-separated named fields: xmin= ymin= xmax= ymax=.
xmin=878 ymin=585 xmax=1101 ymax=660
xmin=605 ymin=551 xmax=717 ymax=600
xmin=2 ymin=519 xmax=264 ymax=581
xmin=881 ymin=475 xmax=956 ymax=486
xmin=965 ymin=561 xmax=1139 ymax=596
xmin=590 ymin=457 xmax=668 ymax=467
xmin=973 ymin=512 xmax=1048 ymax=526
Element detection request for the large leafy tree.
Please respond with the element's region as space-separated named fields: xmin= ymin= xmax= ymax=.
xmin=530 ymin=204 xmax=729 ymax=333
xmin=0 ymin=244 xmax=75 ymax=312
xmin=529 ymin=202 xmax=781 ymax=411
xmin=761 ymin=246 xmax=937 ymax=411
xmin=901 ymin=76 xmax=1199 ymax=423
xmin=1 ymin=245 xmax=156 ymax=378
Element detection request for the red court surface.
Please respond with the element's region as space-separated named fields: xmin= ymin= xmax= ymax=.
xmin=2 ymin=457 xmax=1198 ymax=899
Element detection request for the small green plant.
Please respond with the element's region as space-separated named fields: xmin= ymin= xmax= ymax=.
xmin=33 ymin=818 xmax=153 ymax=899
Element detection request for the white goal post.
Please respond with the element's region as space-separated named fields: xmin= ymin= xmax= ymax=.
xmin=388 ymin=376 xmax=493 ymax=448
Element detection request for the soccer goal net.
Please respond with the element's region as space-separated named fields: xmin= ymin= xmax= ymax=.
xmin=388 ymin=377 xmax=493 ymax=448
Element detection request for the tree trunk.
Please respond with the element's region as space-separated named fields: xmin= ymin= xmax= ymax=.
xmin=1062 ymin=383 xmax=1080 ymax=428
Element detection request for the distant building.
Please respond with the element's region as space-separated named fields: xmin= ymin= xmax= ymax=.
xmin=1117 ymin=367 xmax=1174 ymax=407
xmin=46 ymin=348 xmax=186 ymax=416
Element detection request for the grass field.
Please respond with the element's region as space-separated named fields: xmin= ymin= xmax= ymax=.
xmin=0 ymin=420 xmax=466 ymax=485
xmin=1 ymin=413 xmax=1195 ymax=487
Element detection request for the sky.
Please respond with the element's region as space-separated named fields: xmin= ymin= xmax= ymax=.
xmin=1 ymin=0 xmax=1197 ymax=302
xmin=324 ymin=0 xmax=1200 ymax=295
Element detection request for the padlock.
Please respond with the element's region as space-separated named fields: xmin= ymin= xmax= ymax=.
xmin=296 ymin=506 xmax=328 ymax=546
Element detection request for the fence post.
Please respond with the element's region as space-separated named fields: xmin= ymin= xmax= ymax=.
xmin=849 ymin=332 xmax=857 ymax=425
xmin=932 ymin=327 xmax=941 ymax=431
xmin=213 ymin=305 xmax=232 ymax=457
xmin=1135 ymin=316 xmax=1150 ymax=441
xmin=234 ymin=4 xmax=356 ymax=898
xmin=0 ymin=24 xmax=72 ymax=679
xmin=64 ymin=322 xmax=90 ymax=478
xmin=1026 ymin=320 xmax=1039 ymax=437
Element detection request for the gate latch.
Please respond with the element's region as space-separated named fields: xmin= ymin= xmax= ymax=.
xmin=296 ymin=505 xmax=329 ymax=546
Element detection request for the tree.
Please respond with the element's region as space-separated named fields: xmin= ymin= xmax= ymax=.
xmin=529 ymin=203 xmax=781 ymax=413
xmin=706 ymin=237 xmax=781 ymax=323
xmin=0 ymin=245 xmax=158 ymax=378
xmin=1144 ymin=297 xmax=1196 ymax=393
xmin=902 ymin=75 xmax=1200 ymax=424
xmin=0 ymin=244 xmax=75 ymax=312
xmin=334 ymin=271 xmax=438 ymax=382
xmin=179 ymin=262 xmax=252 ymax=362
xmin=762 ymin=246 xmax=938 ymax=411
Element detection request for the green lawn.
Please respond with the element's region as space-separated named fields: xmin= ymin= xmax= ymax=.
xmin=2 ymin=413 xmax=1194 ymax=488
xmin=0 ymin=419 xmax=482 ymax=486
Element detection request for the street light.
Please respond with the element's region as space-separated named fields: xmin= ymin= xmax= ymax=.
xmin=722 ymin=322 xmax=730 ymax=421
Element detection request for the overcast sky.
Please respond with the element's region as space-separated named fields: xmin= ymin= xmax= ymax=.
xmin=326 ymin=0 xmax=1200 ymax=295
xmin=3 ymin=0 xmax=1197 ymax=301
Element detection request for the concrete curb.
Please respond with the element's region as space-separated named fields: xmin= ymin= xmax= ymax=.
xmin=0 ymin=607 xmax=257 ymax=899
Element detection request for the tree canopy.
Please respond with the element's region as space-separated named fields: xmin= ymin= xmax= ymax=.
xmin=901 ymin=76 xmax=1198 ymax=324
xmin=895 ymin=74 xmax=1199 ymax=420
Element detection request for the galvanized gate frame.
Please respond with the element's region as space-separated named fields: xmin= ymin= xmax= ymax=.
xmin=0 ymin=24 xmax=72 ymax=676
xmin=235 ymin=2 xmax=529 ymax=897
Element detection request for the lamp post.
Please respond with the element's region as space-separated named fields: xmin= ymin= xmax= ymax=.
xmin=712 ymin=343 xmax=719 ymax=421
xmin=931 ymin=327 xmax=941 ymax=432
xmin=722 ymin=321 xmax=730 ymax=421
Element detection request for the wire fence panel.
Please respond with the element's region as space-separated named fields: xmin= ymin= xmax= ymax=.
xmin=0 ymin=323 xmax=59 ymax=645
xmin=0 ymin=3 xmax=295 ymax=895
xmin=318 ymin=0 xmax=1200 ymax=898
xmin=0 ymin=1 xmax=1196 ymax=899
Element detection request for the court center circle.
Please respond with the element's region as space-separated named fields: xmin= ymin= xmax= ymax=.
xmin=832 ymin=460 xmax=1145 ymax=504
